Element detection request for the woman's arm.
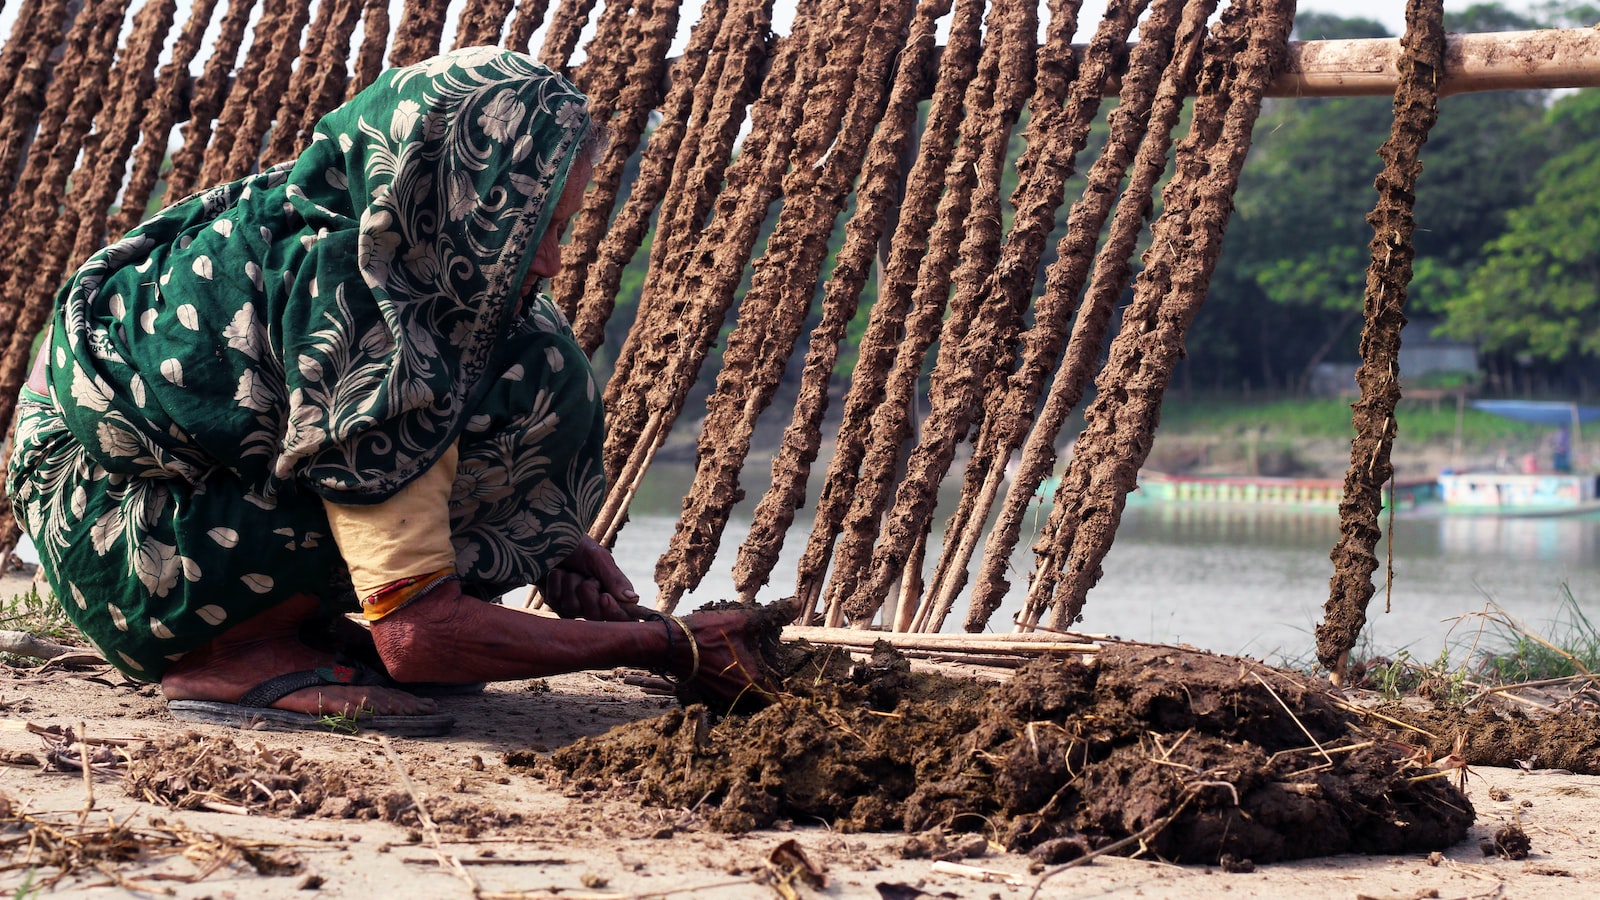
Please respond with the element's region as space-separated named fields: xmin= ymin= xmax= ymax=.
xmin=324 ymin=445 xmax=460 ymax=620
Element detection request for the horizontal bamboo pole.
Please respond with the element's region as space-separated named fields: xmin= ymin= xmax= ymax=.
xmin=158 ymin=29 xmax=1600 ymax=131
xmin=1273 ymin=28 xmax=1600 ymax=97
xmin=914 ymin=29 xmax=1600 ymax=101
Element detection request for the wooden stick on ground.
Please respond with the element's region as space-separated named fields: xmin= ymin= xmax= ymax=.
xmin=0 ymin=630 xmax=79 ymax=661
xmin=376 ymin=736 xmax=480 ymax=896
xmin=77 ymin=721 xmax=94 ymax=822
xmin=783 ymin=625 xmax=1101 ymax=655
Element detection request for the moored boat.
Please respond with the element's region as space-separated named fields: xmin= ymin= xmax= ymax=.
xmin=1131 ymin=471 xmax=1440 ymax=510
xmin=1436 ymin=471 xmax=1600 ymax=516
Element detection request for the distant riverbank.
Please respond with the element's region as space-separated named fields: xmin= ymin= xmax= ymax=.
xmin=1142 ymin=395 xmax=1566 ymax=481
xmin=660 ymin=391 xmax=1571 ymax=483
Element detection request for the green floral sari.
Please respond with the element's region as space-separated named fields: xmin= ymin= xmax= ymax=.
xmin=7 ymin=49 xmax=605 ymax=679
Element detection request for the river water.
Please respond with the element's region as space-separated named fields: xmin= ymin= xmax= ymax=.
xmin=611 ymin=462 xmax=1600 ymax=663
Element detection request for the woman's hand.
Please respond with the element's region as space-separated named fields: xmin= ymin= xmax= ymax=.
xmin=536 ymin=535 xmax=645 ymax=621
xmin=672 ymin=607 xmax=785 ymax=713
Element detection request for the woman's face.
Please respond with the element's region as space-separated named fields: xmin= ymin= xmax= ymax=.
xmin=521 ymin=155 xmax=594 ymax=298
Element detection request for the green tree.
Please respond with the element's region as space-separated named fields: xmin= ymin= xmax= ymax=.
xmin=1533 ymin=1 xmax=1600 ymax=25
xmin=1191 ymin=4 xmax=1555 ymax=392
xmin=1291 ymin=12 xmax=1389 ymax=40
xmin=1439 ymin=89 xmax=1600 ymax=364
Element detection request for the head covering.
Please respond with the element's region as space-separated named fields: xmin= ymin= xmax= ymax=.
xmin=50 ymin=48 xmax=593 ymax=508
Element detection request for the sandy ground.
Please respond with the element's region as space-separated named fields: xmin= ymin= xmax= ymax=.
xmin=2 ymin=571 xmax=1597 ymax=899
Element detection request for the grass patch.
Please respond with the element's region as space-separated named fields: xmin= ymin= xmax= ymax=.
xmin=1358 ymin=649 xmax=1472 ymax=705
xmin=1341 ymin=587 xmax=1600 ymax=704
xmin=0 ymin=587 xmax=80 ymax=646
xmin=1470 ymin=587 xmax=1600 ymax=683
xmin=317 ymin=710 xmax=365 ymax=735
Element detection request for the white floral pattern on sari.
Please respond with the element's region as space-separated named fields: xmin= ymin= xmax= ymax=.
xmin=9 ymin=50 xmax=603 ymax=680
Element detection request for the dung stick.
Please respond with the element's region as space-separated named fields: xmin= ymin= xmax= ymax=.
xmin=112 ymin=0 xmax=221 ymax=237
xmin=345 ymin=0 xmax=391 ymax=101
xmin=288 ymin=0 xmax=364 ymax=156
xmin=730 ymin=0 xmax=948 ymax=602
xmin=656 ymin=0 xmax=915 ymax=610
xmin=68 ymin=0 xmax=178 ymax=263
xmin=161 ymin=0 xmax=253 ymax=203
xmin=553 ymin=0 xmax=681 ymax=322
xmin=1318 ymin=0 xmax=1446 ymax=681
xmin=195 ymin=0 xmax=289 ymax=187
xmin=788 ymin=0 xmax=984 ymax=618
xmin=933 ymin=0 xmax=1197 ymax=633
xmin=902 ymin=0 xmax=1157 ymax=634
xmin=265 ymin=0 xmax=360 ymax=164
xmin=970 ymin=0 xmax=1217 ymax=632
xmin=840 ymin=0 xmax=1048 ymax=626
xmin=389 ymin=0 xmax=450 ymax=67
xmin=0 ymin=0 xmax=131 ymax=443
xmin=539 ymin=0 xmax=602 ymax=72
xmin=0 ymin=0 xmax=72 ymax=200
xmin=222 ymin=0 xmax=312 ymax=176
xmin=599 ymin=0 xmax=772 ymax=485
xmin=591 ymin=410 xmax=664 ymax=545
xmin=1022 ymin=0 xmax=1296 ymax=631
xmin=636 ymin=0 xmax=834 ymax=609
xmin=816 ymin=0 xmax=1021 ymax=625
xmin=570 ymin=0 xmax=729 ymax=354
xmin=453 ymin=0 xmax=516 ymax=48
xmin=506 ymin=0 xmax=554 ymax=52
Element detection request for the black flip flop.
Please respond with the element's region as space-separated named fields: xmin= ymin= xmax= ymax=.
xmin=391 ymin=679 xmax=489 ymax=697
xmin=167 ymin=664 xmax=455 ymax=736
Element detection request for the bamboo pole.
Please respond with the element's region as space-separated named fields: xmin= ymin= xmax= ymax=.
xmin=905 ymin=29 xmax=1600 ymax=103
xmin=1275 ymin=28 xmax=1600 ymax=97
xmin=959 ymin=29 xmax=1600 ymax=97
xmin=783 ymin=625 xmax=1101 ymax=655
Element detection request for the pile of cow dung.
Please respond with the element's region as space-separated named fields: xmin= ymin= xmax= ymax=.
xmin=540 ymin=643 xmax=1474 ymax=865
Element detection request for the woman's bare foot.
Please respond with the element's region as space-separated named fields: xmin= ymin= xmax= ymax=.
xmin=162 ymin=593 xmax=437 ymax=718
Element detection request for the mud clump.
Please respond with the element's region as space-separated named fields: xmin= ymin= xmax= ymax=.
xmin=1374 ymin=704 xmax=1600 ymax=776
xmin=541 ymin=645 xmax=1474 ymax=864
xmin=1482 ymin=822 xmax=1531 ymax=860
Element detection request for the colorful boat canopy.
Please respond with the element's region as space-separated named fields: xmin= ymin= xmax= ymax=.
xmin=1470 ymin=400 xmax=1600 ymax=426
